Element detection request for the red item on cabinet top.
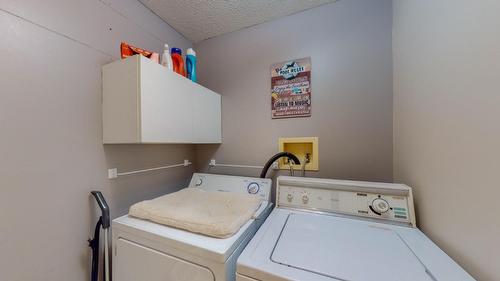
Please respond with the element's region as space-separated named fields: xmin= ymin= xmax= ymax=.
xmin=120 ymin=42 xmax=159 ymax=63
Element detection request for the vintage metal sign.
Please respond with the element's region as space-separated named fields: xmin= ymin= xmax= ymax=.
xmin=271 ymin=57 xmax=311 ymax=119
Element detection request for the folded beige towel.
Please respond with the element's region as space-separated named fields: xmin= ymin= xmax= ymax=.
xmin=129 ymin=188 xmax=263 ymax=238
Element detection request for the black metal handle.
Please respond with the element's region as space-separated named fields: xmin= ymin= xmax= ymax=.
xmin=91 ymin=191 xmax=110 ymax=229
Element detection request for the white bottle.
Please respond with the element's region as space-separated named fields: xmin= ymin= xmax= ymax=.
xmin=161 ymin=44 xmax=173 ymax=70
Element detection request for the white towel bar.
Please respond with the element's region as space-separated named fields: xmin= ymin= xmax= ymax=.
xmin=208 ymin=159 xmax=278 ymax=170
xmin=108 ymin=160 xmax=192 ymax=179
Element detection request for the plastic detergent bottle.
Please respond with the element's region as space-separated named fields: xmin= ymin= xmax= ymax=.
xmin=186 ymin=48 xmax=197 ymax=82
xmin=161 ymin=44 xmax=173 ymax=70
xmin=171 ymin=47 xmax=185 ymax=76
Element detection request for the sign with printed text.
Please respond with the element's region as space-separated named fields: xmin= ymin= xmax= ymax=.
xmin=271 ymin=57 xmax=311 ymax=119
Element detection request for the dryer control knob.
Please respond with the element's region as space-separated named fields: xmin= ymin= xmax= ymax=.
xmin=302 ymin=194 xmax=309 ymax=204
xmin=372 ymin=198 xmax=390 ymax=214
xmin=195 ymin=178 xmax=202 ymax=186
xmin=287 ymin=193 xmax=293 ymax=202
xmin=247 ymin=182 xmax=260 ymax=194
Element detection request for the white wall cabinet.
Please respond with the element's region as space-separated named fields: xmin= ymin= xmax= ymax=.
xmin=103 ymin=55 xmax=221 ymax=144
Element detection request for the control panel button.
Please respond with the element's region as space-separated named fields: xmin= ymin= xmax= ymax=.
xmin=195 ymin=178 xmax=203 ymax=186
xmin=302 ymin=194 xmax=309 ymax=204
xmin=372 ymin=198 xmax=390 ymax=214
xmin=247 ymin=182 xmax=260 ymax=194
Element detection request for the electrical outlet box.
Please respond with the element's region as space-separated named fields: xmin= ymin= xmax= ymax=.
xmin=278 ymin=137 xmax=318 ymax=171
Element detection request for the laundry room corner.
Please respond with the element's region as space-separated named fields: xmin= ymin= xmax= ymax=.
xmin=1 ymin=0 xmax=497 ymax=280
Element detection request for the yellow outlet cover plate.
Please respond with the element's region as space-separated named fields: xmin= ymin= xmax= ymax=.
xmin=278 ymin=137 xmax=318 ymax=171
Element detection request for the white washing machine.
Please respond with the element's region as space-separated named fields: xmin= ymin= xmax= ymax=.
xmin=112 ymin=173 xmax=273 ymax=281
xmin=236 ymin=176 xmax=475 ymax=281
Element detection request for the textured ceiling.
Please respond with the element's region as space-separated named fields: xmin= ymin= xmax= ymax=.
xmin=140 ymin=0 xmax=337 ymax=43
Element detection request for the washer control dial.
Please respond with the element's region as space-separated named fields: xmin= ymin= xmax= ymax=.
xmin=247 ymin=182 xmax=260 ymax=194
xmin=372 ymin=198 xmax=390 ymax=214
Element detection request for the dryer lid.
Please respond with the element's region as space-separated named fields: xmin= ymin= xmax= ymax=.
xmin=113 ymin=201 xmax=271 ymax=263
xmin=271 ymin=213 xmax=434 ymax=281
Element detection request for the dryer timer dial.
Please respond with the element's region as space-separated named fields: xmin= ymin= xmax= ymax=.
xmin=247 ymin=182 xmax=260 ymax=194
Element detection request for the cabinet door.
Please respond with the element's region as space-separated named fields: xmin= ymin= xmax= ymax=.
xmin=140 ymin=59 xmax=194 ymax=143
xmin=193 ymin=88 xmax=221 ymax=143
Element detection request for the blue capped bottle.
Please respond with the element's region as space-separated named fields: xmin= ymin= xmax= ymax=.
xmin=186 ymin=48 xmax=197 ymax=82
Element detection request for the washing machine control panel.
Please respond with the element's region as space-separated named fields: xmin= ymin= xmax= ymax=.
xmin=277 ymin=177 xmax=415 ymax=227
xmin=189 ymin=173 xmax=272 ymax=201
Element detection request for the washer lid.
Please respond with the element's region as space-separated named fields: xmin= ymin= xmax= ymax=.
xmin=271 ymin=213 xmax=434 ymax=281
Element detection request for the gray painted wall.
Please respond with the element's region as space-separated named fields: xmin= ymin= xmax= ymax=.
xmin=0 ymin=1 xmax=193 ymax=280
xmin=194 ymin=0 xmax=393 ymax=183
xmin=393 ymin=1 xmax=500 ymax=280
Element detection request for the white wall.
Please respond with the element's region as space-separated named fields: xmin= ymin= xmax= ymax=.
xmin=393 ymin=1 xmax=500 ymax=280
xmin=194 ymin=0 xmax=394 ymax=183
xmin=0 ymin=1 xmax=193 ymax=280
